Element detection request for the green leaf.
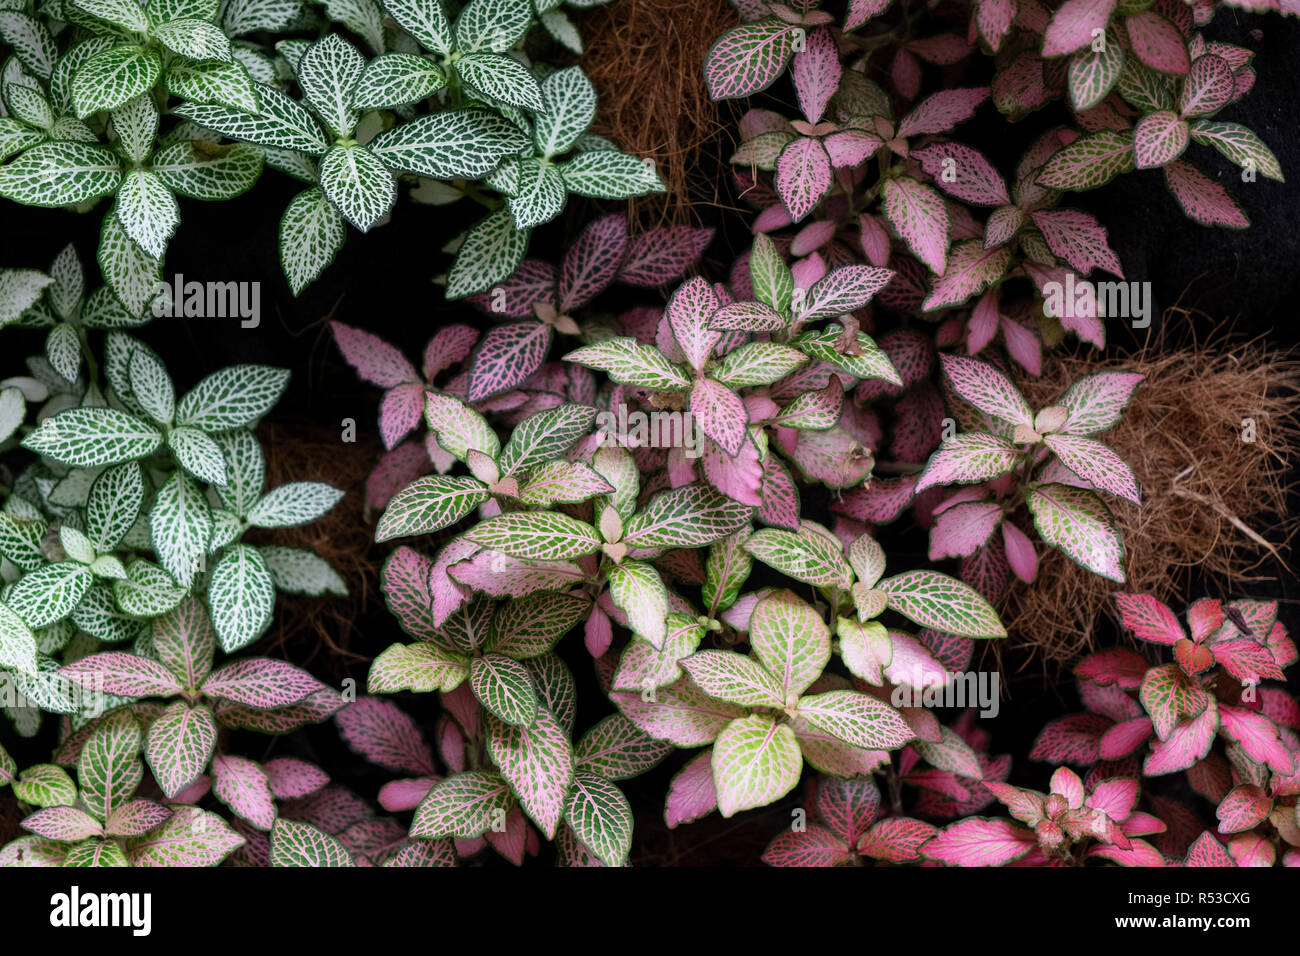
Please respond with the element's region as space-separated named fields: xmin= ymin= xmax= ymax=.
xmin=1026 ymin=483 xmax=1126 ymax=583
xmin=259 ymin=546 xmax=347 ymax=596
xmin=471 ymin=653 xmax=538 ymax=726
xmin=73 ymin=0 xmax=150 ymax=33
xmin=792 ymin=326 xmax=902 ymax=385
xmin=467 ymin=511 xmax=600 ymax=560
xmin=383 ymin=0 xmax=453 ymax=55
xmin=168 ymin=427 xmax=229 ymax=484
xmin=145 ymin=700 xmax=217 ymax=798
xmin=745 ymin=525 xmax=852 ymax=588
xmin=12 ymin=763 xmax=77 ymax=806
xmin=207 ymin=544 xmax=275 ymax=653
xmin=6 ymin=82 xmax=54 ymax=131
xmin=0 ymin=269 xmax=53 ymax=327
xmin=153 ymin=18 xmax=232 ymax=61
xmin=366 ymin=108 xmax=529 ymax=180
xmin=795 ymin=690 xmax=915 ymax=750
xmin=176 ymin=364 xmax=289 ymax=430
xmin=368 ymin=641 xmax=470 ymax=693
xmin=563 ymin=337 xmax=690 ymax=390
xmin=534 ymin=66 xmax=596 ymax=158
xmin=454 ymin=0 xmax=532 ymax=53
xmin=109 ymin=94 xmax=158 ymax=164
xmin=445 ymin=208 xmax=530 ymax=299
xmin=498 ymin=403 xmax=596 ymax=477
xmin=296 ymin=34 xmax=364 ymax=139
xmin=150 ymin=469 xmax=212 ymax=589
xmin=606 ymin=559 xmax=668 ymax=649
xmin=153 ymin=141 xmax=263 ymax=200
xmin=318 ymin=144 xmax=396 ymax=232
xmin=563 ymin=769 xmax=633 ymax=866
xmin=456 ymin=52 xmax=544 ymax=112
xmin=176 ymin=84 xmax=328 ymax=154
xmin=210 ymin=428 xmax=264 ymax=516
xmin=46 ymin=324 xmax=82 ymax=382
xmin=348 ymin=52 xmax=446 ymax=110
xmin=410 ymin=771 xmax=513 ymax=839
xmin=712 ymin=713 xmax=802 ymax=817
xmin=79 ymin=710 xmax=144 ymax=821
xmin=73 ymin=47 xmax=162 ymax=119
xmin=876 ymin=569 xmax=1007 ymax=638
xmin=1189 ymin=121 xmax=1284 ymax=182
xmin=506 ymin=158 xmax=566 ymax=229
xmin=164 ymin=59 xmax=258 ymax=113
xmin=712 ymin=341 xmax=808 ymax=387
xmin=622 ymin=485 xmax=754 ymax=548
xmin=279 ymin=187 xmax=346 ymax=296
xmin=376 ymin=474 xmax=488 ymax=542
xmin=0 ymin=141 xmax=121 ymax=206
xmin=269 ymin=819 xmax=356 ymax=866
xmin=86 ymin=462 xmax=144 ymax=552
xmin=23 ymin=406 xmax=162 ymax=467
xmin=113 ymin=560 xmax=187 ymax=618
xmin=0 ymin=601 xmax=39 ymax=675
xmin=559 ymin=149 xmax=665 ymax=199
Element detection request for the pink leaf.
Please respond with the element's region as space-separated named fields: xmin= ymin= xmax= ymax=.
xmin=1125 ymin=11 xmax=1190 ymax=74
xmin=1113 ymin=592 xmax=1183 ymax=646
xmin=775 ymin=137 xmax=832 ymax=223
xmin=559 ymin=213 xmax=627 ymax=311
xmin=1215 ymin=784 xmax=1271 ymax=834
xmin=1179 ymin=54 xmax=1235 ymax=117
xmin=1030 ymin=714 xmax=1110 ymax=764
xmin=1001 ymin=522 xmax=1038 ymax=583
xmin=922 ymin=817 xmax=1036 ymax=866
xmin=331 ymin=321 xmax=418 ymax=388
xmin=923 ymin=239 xmax=1013 ymax=310
xmin=791 ymin=28 xmax=840 ymax=124
xmin=23 ymin=806 xmax=104 ymax=841
xmin=467 ymin=322 xmax=552 ymax=403
xmin=691 ymin=378 xmax=748 ymax=457
xmin=762 ymin=825 xmax=850 ymax=867
xmin=336 ymin=697 xmax=436 ymax=776
xmin=667 ymin=276 xmax=722 ymax=373
xmin=845 ymin=0 xmax=891 ymax=32
xmin=858 ymin=817 xmax=939 ymax=862
xmin=665 ymin=749 xmax=718 ymax=828
xmin=212 ymin=754 xmax=277 ymax=830
xmin=1143 ymin=702 xmax=1218 ymax=775
xmin=1218 ymin=704 xmax=1293 ymax=775
xmin=705 ymin=20 xmax=799 ymax=100
xmin=913 ymin=142 xmax=1010 ymax=206
xmin=201 ymin=659 xmax=325 ymax=709
xmin=938 ymin=353 xmax=1033 ymax=427
xmin=975 ymin=0 xmax=1016 ymax=52
xmin=758 ymin=454 xmax=801 ymax=529
xmin=929 ymin=501 xmax=1004 ymax=560
xmin=468 ymin=262 xmax=556 ymax=319
xmin=798 ymin=264 xmax=894 ymax=322
xmin=379 ymin=383 xmax=425 ymax=449
xmin=1044 ymin=433 xmax=1140 ymax=503
xmin=1184 ymin=831 xmax=1236 ymax=867
xmin=882 ymin=176 xmax=950 ymax=274
xmin=59 ymin=652 xmax=183 ymax=698
xmin=702 ymin=432 xmax=763 ymax=507
xmin=1029 ymin=209 xmax=1123 ymax=277
xmin=366 ymin=442 xmax=433 ymax=511
xmin=1089 ymin=838 xmax=1166 ymax=866
xmin=263 ymin=757 xmax=329 ymax=800
xmin=1098 ymin=716 xmax=1154 ymax=759
xmin=1133 ymin=110 xmax=1189 ymax=169
xmin=815 ymin=775 xmax=879 ymax=848
xmin=1042 ymin=0 xmax=1117 ymax=58
xmin=619 ymin=226 xmax=714 ymax=288
xmin=1162 ymin=160 xmax=1249 ymax=228
xmin=891 ymin=48 xmax=920 ymax=101
xmin=898 ymin=88 xmax=989 ymax=138
xmin=824 ymin=130 xmax=883 ymax=168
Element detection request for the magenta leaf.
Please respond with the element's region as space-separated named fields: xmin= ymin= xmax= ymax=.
xmin=1144 ymin=701 xmax=1218 ymax=775
xmin=1030 ymin=209 xmax=1123 ymax=277
xmin=619 ymin=225 xmax=714 ymax=288
xmin=1114 ymin=593 xmax=1184 ymax=646
xmin=775 ymin=137 xmax=832 ymax=224
xmin=923 ymin=817 xmax=1035 ymax=866
xmin=882 ymin=176 xmax=950 ymax=274
xmin=898 ymin=88 xmax=989 ymax=137
xmin=762 ymin=824 xmax=851 ymax=867
xmin=212 ymin=754 xmax=277 ymax=831
xmin=913 ymin=142 xmax=1009 ymax=206
xmin=558 ymin=213 xmax=627 ymax=311
xmin=1126 ymin=11 xmax=1190 ymax=75
xmin=201 ymin=658 xmax=325 ymax=709
xmin=331 ymin=321 xmax=418 ymax=388
xmin=1030 ymin=713 xmax=1110 ymax=764
xmin=1042 ymin=0 xmax=1117 ymax=57
xmin=706 ymin=18 xmax=800 ymax=100
xmin=466 ymin=322 xmax=552 ymax=403
xmin=1184 ymin=831 xmax=1236 ymax=867
xmin=858 ymin=817 xmax=939 ymax=862
xmin=665 ymin=749 xmax=718 ymax=828
xmin=791 ymin=28 xmax=840 ymax=125
xmin=59 ymin=652 xmax=183 ymax=698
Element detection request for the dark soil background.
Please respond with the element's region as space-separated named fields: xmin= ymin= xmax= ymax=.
xmin=2 ymin=3 xmax=1298 ymax=865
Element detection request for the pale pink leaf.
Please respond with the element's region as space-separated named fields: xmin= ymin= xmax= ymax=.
xmin=775 ymin=137 xmax=832 ymax=223
xmin=913 ymin=142 xmax=1009 ymax=206
xmin=791 ymin=27 xmax=840 ymax=124
xmin=1126 ymin=11 xmax=1190 ymax=74
xmin=665 ymin=749 xmax=717 ymax=828
xmin=1030 ymin=209 xmax=1123 ymax=277
xmin=1162 ymin=160 xmax=1249 ymax=228
xmin=59 ymin=652 xmax=183 ymax=698
xmin=1042 ymin=0 xmax=1117 ymax=57
xmin=331 ymin=321 xmax=417 ymax=387
xmin=379 ymin=383 xmax=425 ymax=449
xmin=619 ymin=226 xmax=714 ymax=288
xmin=201 ymin=658 xmax=324 ymax=709
xmin=263 ymin=757 xmax=329 ymax=800
xmin=898 ymin=87 xmax=989 ymax=137
xmin=923 ymin=239 xmax=1013 ymax=311
xmin=1133 ymin=110 xmax=1189 ymax=168
xmin=559 ymin=213 xmax=627 ymax=311
xmin=690 ymin=378 xmax=748 ymax=457
xmin=1179 ymin=55 xmax=1235 ymax=117
xmin=929 ymin=501 xmax=1004 ymax=560
xmin=212 ymin=754 xmax=277 ymax=831
xmin=667 ymin=276 xmax=722 ymax=373
xmin=938 ymin=353 xmax=1033 ymax=427
xmin=1044 ymin=434 xmax=1140 ymax=503
xmin=466 ymin=321 xmax=552 ymax=403
xmin=922 ymin=817 xmax=1035 ymax=866
xmin=882 ymin=176 xmax=949 ymax=274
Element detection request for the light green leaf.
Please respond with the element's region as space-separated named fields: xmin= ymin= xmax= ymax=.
xmin=367 ymin=641 xmax=470 ymax=693
xmin=559 ymin=149 xmax=665 ymax=199
xmin=259 ymin=546 xmax=347 ymax=596
xmin=150 ymin=469 xmax=212 ymax=589
xmin=318 ymin=143 xmax=396 ymax=232
xmin=876 ymin=568 xmax=1007 ymax=638
xmin=207 ymin=544 xmax=275 ymax=653
xmin=248 ymin=481 xmax=343 ymax=527
xmin=711 ymin=713 xmax=802 ymax=817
